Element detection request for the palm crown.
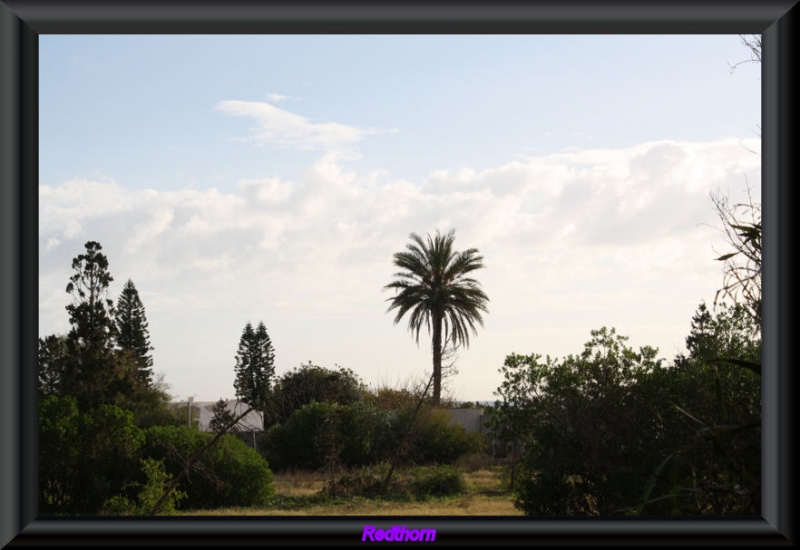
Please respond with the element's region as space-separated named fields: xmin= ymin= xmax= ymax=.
xmin=384 ymin=229 xmax=489 ymax=405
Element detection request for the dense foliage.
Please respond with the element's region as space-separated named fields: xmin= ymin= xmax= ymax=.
xmin=263 ymin=390 xmax=483 ymax=472
xmin=492 ymin=305 xmax=760 ymax=516
xmin=266 ymin=362 xmax=367 ymax=427
xmin=391 ymin=406 xmax=485 ymax=466
xmin=39 ymin=395 xmax=145 ymax=515
xmin=38 ymin=241 xmax=275 ymax=515
xmin=265 ymin=401 xmax=394 ymax=470
xmin=143 ymin=425 xmax=275 ymax=510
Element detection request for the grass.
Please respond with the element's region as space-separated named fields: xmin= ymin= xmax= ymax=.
xmin=178 ymin=465 xmax=523 ymax=516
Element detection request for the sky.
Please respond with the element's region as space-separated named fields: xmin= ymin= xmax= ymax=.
xmin=38 ymin=35 xmax=761 ymax=404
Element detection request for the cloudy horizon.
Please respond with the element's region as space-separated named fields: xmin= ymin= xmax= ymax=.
xmin=38 ymin=35 xmax=761 ymax=403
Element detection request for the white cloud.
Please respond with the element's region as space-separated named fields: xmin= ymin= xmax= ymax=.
xmin=125 ymin=208 xmax=175 ymax=254
xmin=39 ymin=136 xmax=760 ymax=401
xmin=216 ymin=100 xmax=383 ymax=151
xmin=265 ymin=93 xmax=293 ymax=103
xmin=239 ymin=177 xmax=293 ymax=204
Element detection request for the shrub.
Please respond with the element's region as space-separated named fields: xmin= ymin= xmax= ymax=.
xmin=39 ymin=396 xmax=145 ymax=514
xmin=409 ymin=465 xmax=467 ymax=499
xmin=331 ymin=463 xmax=466 ymax=500
xmin=494 ymin=319 xmax=760 ymax=516
xmin=392 ymin=407 xmax=485 ymax=466
xmin=144 ymin=425 xmax=275 ymax=510
xmin=102 ymin=458 xmax=187 ymax=515
xmin=265 ymin=401 xmax=394 ymax=471
xmin=331 ymin=463 xmax=393 ymax=498
xmin=266 ymin=362 xmax=367 ymax=426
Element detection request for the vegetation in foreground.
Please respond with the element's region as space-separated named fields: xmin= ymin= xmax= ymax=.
xmin=178 ymin=464 xmax=521 ymax=516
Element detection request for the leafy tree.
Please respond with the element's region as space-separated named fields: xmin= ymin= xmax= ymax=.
xmin=114 ymin=279 xmax=154 ymax=387
xmin=39 ymin=395 xmax=145 ymax=514
xmin=63 ymin=241 xmax=122 ymax=410
xmin=383 ymin=229 xmax=489 ymax=405
xmin=233 ymin=321 xmax=275 ymax=425
xmin=675 ymin=301 xmax=760 ymax=374
xmin=492 ymin=328 xmax=670 ymax=515
xmin=264 ymin=401 xmax=393 ymax=471
xmin=267 ymin=362 xmax=366 ymax=426
xmin=38 ymin=334 xmax=69 ymax=398
xmin=128 ymin=372 xmax=183 ymax=429
xmin=636 ymin=302 xmax=761 ymax=515
xmin=38 ymin=395 xmax=82 ymax=512
xmin=493 ymin=318 xmax=760 ymax=516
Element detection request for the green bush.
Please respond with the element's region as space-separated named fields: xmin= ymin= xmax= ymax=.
xmin=409 ymin=465 xmax=467 ymax=499
xmin=39 ymin=396 xmax=145 ymax=514
xmin=331 ymin=463 xmax=466 ymax=500
xmin=494 ymin=317 xmax=760 ymax=516
xmin=102 ymin=458 xmax=187 ymax=515
xmin=265 ymin=401 xmax=394 ymax=471
xmin=266 ymin=362 xmax=367 ymax=426
xmin=392 ymin=407 xmax=484 ymax=466
xmin=143 ymin=425 xmax=275 ymax=510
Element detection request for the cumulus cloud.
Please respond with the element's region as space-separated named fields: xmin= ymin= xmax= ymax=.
xmin=39 ymin=137 xmax=760 ymax=401
xmin=216 ymin=100 xmax=383 ymax=151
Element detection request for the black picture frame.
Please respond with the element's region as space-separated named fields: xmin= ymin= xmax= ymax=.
xmin=1 ymin=1 xmax=795 ymax=546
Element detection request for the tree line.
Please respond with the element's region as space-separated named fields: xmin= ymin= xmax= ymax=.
xmin=38 ymin=239 xmax=488 ymax=515
xmin=38 ymin=241 xmax=276 ymax=515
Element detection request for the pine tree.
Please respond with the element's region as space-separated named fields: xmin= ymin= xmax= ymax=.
xmin=115 ymin=279 xmax=155 ymax=387
xmin=64 ymin=241 xmax=119 ymax=410
xmin=209 ymin=398 xmax=237 ymax=434
xmin=233 ymin=321 xmax=275 ymax=426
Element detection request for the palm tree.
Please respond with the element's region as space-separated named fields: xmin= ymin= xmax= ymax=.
xmin=383 ymin=229 xmax=489 ymax=405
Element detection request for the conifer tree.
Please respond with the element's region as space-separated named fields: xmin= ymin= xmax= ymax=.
xmin=233 ymin=321 xmax=275 ymax=426
xmin=209 ymin=398 xmax=238 ymax=434
xmin=63 ymin=241 xmax=119 ymax=409
xmin=115 ymin=279 xmax=155 ymax=387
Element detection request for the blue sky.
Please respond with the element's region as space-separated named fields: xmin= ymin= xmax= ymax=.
xmin=39 ymin=35 xmax=760 ymax=403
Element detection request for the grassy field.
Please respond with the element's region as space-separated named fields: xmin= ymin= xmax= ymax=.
xmin=179 ymin=466 xmax=523 ymax=516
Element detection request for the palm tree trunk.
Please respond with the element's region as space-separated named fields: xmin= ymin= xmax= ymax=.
xmin=432 ymin=312 xmax=443 ymax=406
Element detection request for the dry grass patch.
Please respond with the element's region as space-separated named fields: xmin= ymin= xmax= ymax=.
xmin=178 ymin=465 xmax=521 ymax=516
xmin=181 ymin=495 xmax=522 ymax=516
xmin=272 ymin=469 xmax=327 ymax=497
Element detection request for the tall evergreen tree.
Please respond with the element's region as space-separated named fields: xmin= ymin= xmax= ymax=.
xmin=63 ymin=241 xmax=119 ymax=410
xmin=233 ymin=321 xmax=275 ymax=426
xmin=114 ymin=279 xmax=155 ymax=387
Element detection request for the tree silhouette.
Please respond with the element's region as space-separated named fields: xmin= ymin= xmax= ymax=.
xmin=115 ymin=279 xmax=155 ymax=387
xmin=383 ymin=229 xmax=489 ymax=405
xmin=63 ymin=241 xmax=118 ymax=410
xmin=209 ymin=398 xmax=238 ymax=434
xmin=233 ymin=321 xmax=276 ymax=426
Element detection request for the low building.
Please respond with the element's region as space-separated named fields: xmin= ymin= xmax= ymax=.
xmin=172 ymin=399 xmax=263 ymax=432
